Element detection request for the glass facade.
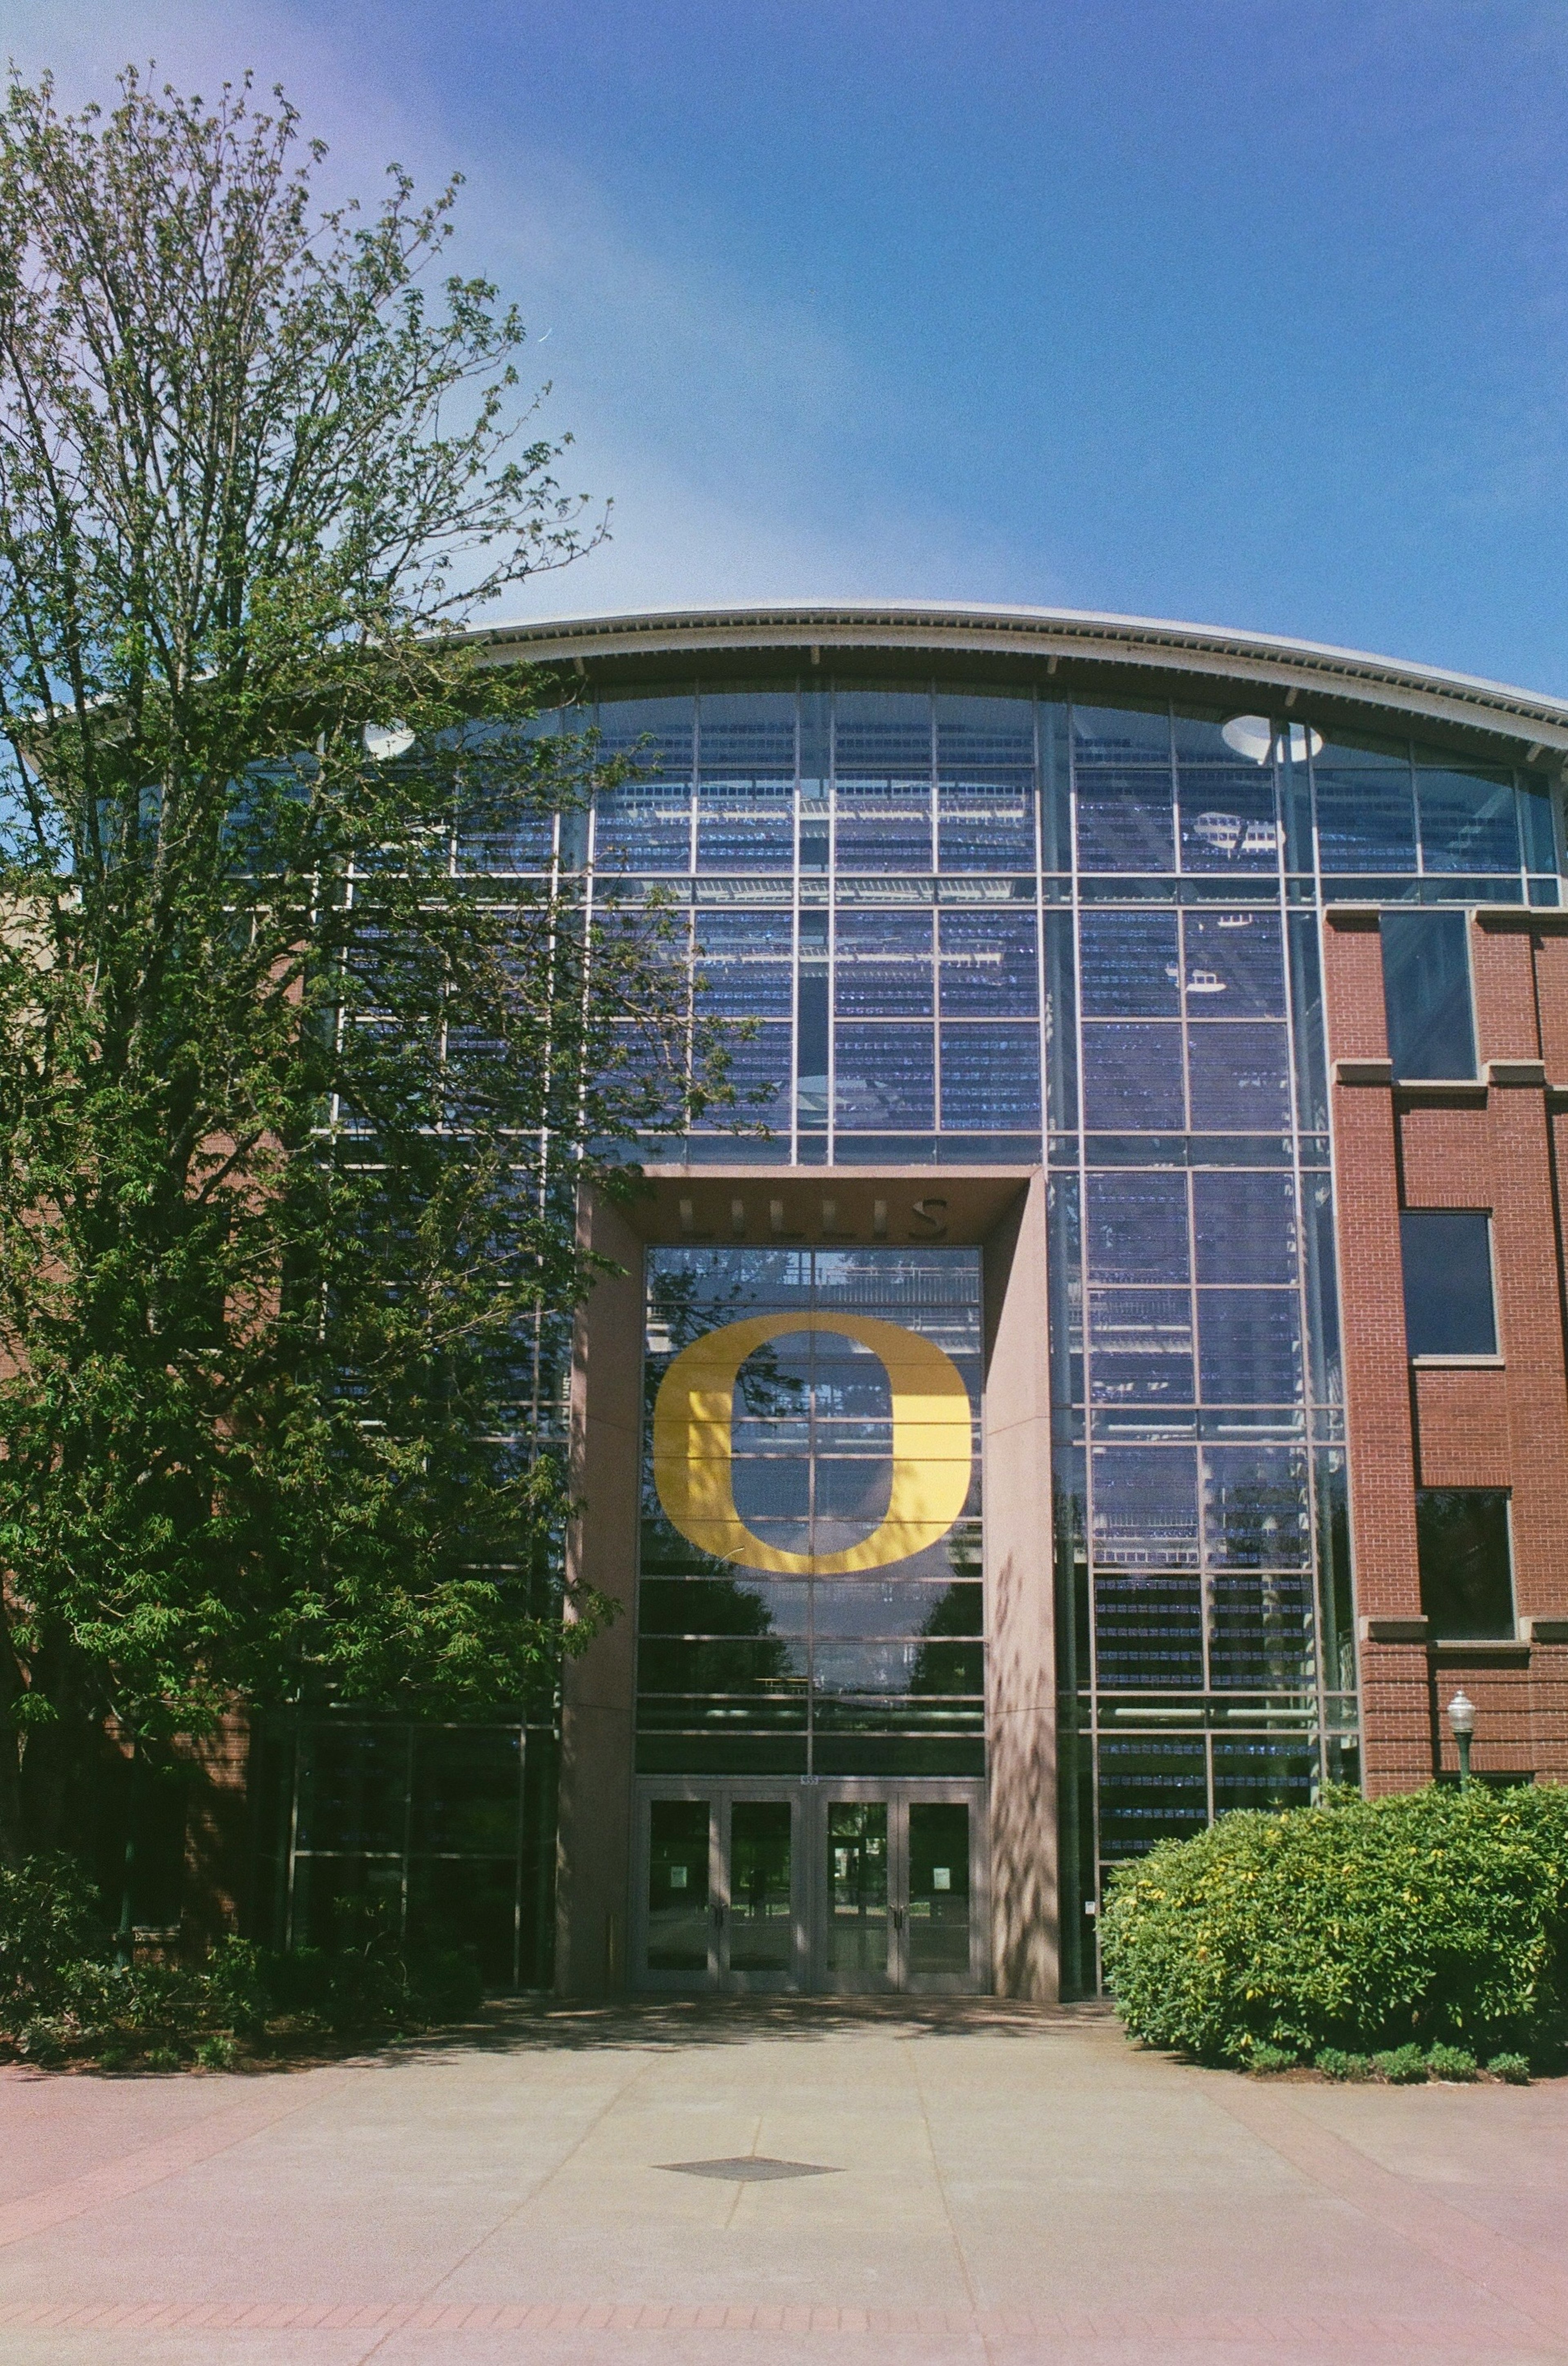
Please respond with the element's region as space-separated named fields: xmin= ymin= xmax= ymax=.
xmin=425 ymin=663 xmax=1561 ymax=1991
xmin=638 ymin=1246 xmax=984 ymax=1777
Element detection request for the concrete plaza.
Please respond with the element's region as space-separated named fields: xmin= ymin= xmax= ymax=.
xmin=2 ymin=1998 xmax=1568 ymax=2365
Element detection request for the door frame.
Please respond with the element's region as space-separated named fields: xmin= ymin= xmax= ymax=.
xmin=631 ymin=1776 xmax=989 ymax=1995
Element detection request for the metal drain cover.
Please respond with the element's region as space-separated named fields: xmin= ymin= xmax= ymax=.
xmin=660 ymin=2156 xmax=839 ymax=2182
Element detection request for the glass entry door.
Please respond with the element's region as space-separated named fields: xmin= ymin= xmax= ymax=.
xmin=635 ymin=1781 xmax=986 ymax=1994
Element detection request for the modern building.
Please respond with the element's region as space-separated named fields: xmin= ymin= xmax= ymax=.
xmin=241 ymin=602 xmax=1568 ymax=2003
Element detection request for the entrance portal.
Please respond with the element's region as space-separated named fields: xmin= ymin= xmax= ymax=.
xmin=634 ymin=1780 xmax=987 ymax=1993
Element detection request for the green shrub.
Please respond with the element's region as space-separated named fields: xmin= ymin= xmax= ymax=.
xmin=1374 ymin=2044 xmax=1428 ymax=2083
xmin=1425 ymin=2044 xmax=1478 ymax=2081
xmin=1488 ymin=2053 xmax=1531 ymax=2085
xmin=1247 ymin=2043 xmax=1296 ymax=2074
xmin=0 ymin=1853 xmax=486 ymax=2068
xmin=1101 ymin=1782 xmax=1568 ymax=2067
xmin=1316 ymin=2048 xmax=1372 ymax=2081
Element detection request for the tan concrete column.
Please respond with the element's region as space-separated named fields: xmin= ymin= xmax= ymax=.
xmin=555 ymin=1187 xmax=644 ymax=1993
xmin=982 ymin=1172 xmax=1057 ymax=2000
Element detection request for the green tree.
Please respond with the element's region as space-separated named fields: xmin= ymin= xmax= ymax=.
xmin=0 ymin=68 xmax=717 ymax=1860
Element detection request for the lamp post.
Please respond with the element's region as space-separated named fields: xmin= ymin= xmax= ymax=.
xmin=1447 ymin=1690 xmax=1476 ymax=1787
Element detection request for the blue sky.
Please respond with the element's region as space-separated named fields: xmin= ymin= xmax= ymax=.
xmin=10 ymin=0 xmax=1568 ymax=691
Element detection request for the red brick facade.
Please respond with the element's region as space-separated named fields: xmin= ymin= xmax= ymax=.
xmin=1325 ymin=905 xmax=1568 ymax=1792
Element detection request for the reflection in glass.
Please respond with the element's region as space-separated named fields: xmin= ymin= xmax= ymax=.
xmin=647 ymin=1799 xmax=710 ymax=1972
xmin=908 ymin=1802 xmax=970 ymax=1974
xmin=827 ymin=1802 xmax=888 ymax=1974
xmin=728 ymin=1800 xmax=793 ymax=1973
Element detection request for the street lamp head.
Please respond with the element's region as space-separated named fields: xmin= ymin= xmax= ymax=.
xmin=1447 ymin=1690 xmax=1477 ymax=1739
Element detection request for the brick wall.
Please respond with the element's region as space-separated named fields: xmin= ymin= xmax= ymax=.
xmin=1325 ymin=905 xmax=1568 ymax=1791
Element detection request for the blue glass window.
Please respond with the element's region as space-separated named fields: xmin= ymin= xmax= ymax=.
xmin=1313 ymin=739 xmax=1416 ymax=873
xmin=1186 ymin=1024 xmax=1292 ymax=1131
xmin=695 ymin=1023 xmax=792 ymax=1129
xmin=1074 ymin=707 xmax=1174 ymax=873
xmin=1091 ymin=1447 xmax=1200 ymax=1567
xmin=1081 ymin=1022 xmax=1185 ymax=1131
xmin=1417 ymin=1489 xmax=1514 ymax=1640
xmin=938 ymin=909 xmax=1038 ymax=1016
xmin=1182 ymin=910 xmax=1286 ymax=1017
xmin=835 ymin=910 xmax=934 ymax=1017
xmin=1207 ymin=1574 xmax=1314 ymax=1687
xmin=1088 ymin=1289 xmax=1194 ymax=1405
xmin=1414 ymin=759 xmax=1519 ymax=875
xmin=1196 ymin=1290 xmax=1304 ymax=1405
xmin=1096 ymin=1739 xmax=1208 ymax=1855
xmin=1521 ymin=776 xmax=1558 ymax=874
xmin=834 ymin=1025 xmax=935 ymax=1128
xmin=1401 ymin=1211 xmax=1496 ymax=1356
xmin=1192 ymin=1171 xmax=1298 ymax=1283
xmin=695 ymin=910 xmax=794 ymax=1017
xmin=1380 ymin=911 xmax=1476 ymax=1080
xmin=940 ymin=1023 xmax=1042 ymax=1129
xmin=1093 ymin=1574 xmax=1203 ymax=1688
xmin=834 ymin=687 xmax=933 ymax=772
xmin=1175 ymin=716 xmax=1281 ymax=872
xmin=1085 ymin=1171 xmax=1189 ymax=1283
xmin=835 ymin=778 xmax=933 ymax=872
xmin=1080 ymin=911 xmax=1181 ymax=1016
xmin=1211 ymin=1739 xmax=1316 ymax=1813
xmin=938 ymin=773 xmax=1035 ymax=872
xmin=1202 ymin=1447 xmax=1310 ymax=1567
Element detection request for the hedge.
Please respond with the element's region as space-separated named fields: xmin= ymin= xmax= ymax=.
xmin=1099 ymin=1782 xmax=1568 ymax=2067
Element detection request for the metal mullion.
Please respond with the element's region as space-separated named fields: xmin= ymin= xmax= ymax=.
xmin=1272 ymin=735 xmax=1330 ymax=1788
xmin=1065 ymin=700 xmax=1104 ymax=1960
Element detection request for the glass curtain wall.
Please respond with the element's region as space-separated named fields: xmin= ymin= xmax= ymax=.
xmin=470 ymin=675 xmax=1559 ymax=1991
xmin=637 ymin=1247 xmax=984 ymax=1775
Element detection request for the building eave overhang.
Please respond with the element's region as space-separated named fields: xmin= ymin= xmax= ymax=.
xmin=470 ymin=600 xmax=1568 ymax=765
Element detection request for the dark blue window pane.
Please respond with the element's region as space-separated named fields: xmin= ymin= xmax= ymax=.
xmin=1091 ymin=1447 xmax=1200 ymax=1568
xmin=1197 ymin=1291 xmax=1304 ymax=1405
xmin=1313 ymin=742 xmax=1416 ymax=872
xmin=698 ymin=688 xmax=796 ymax=771
xmin=1202 ymin=1447 xmax=1310 ymax=1568
xmin=1192 ymin=1171 xmax=1298 ymax=1283
xmin=1207 ymin=1574 xmax=1314 ymax=1687
xmin=1081 ymin=1023 xmax=1185 ymax=1131
xmin=597 ymin=694 xmax=696 ymax=772
xmin=1072 ymin=705 xmax=1173 ymax=763
xmin=1085 ymin=1171 xmax=1189 ymax=1283
xmin=1097 ymin=1738 xmax=1207 ymax=1857
xmin=935 ymin=690 xmax=1035 ymax=767
xmin=938 ymin=772 xmax=1036 ymax=870
xmin=834 ymin=687 xmax=932 ymax=772
xmin=1088 ymin=1289 xmax=1194 ymax=1405
xmin=835 ymin=780 xmax=933 ymax=872
xmin=693 ymin=1023 xmax=791 ymax=1129
xmin=1186 ymin=1024 xmax=1292 ymax=1132
xmin=1417 ymin=1489 xmax=1514 ymax=1639
xmin=695 ymin=910 xmax=794 ymax=1017
xmin=796 ymin=972 xmax=829 ymax=1126
xmin=1414 ymin=761 xmax=1520 ymax=875
xmin=835 ymin=1025 xmax=935 ymax=1128
xmin=1094 ymin=1573 xmax=1204 ymax=1688
xmin=1521 ymin=776 xmax=1558 ymax=874
xmin=939 ymin=1024 xmax=1042 ymax=1129
xmin=696 ymin=772 xmax=794 ymax=870
xmin=1182 ymin=910 xmax=1286 ymax=1016
xmin=1076 ymin=772 xmax=1176 ymax=873
xmin=1380 ymin=911 xmax=1476 ymax=1080
xmin=1177 ymin=759 xmax=1281 ymax=872
xmin=835 ymin=911 xmax=934 ymax=1017
xmin=1401 ymin=1211 xmax=1496 ymax=1356
xmin=939 ymin=909 xmax=1038 ymax=1015
xmin=1211 ymin=1739 xmax=1316 ymax=1813
xmin=1080 ymin=911 xmax=1180 ymax=1016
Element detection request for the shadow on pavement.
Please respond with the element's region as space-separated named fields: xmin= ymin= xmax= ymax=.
xmin=377 ymin=1992 xmax=1120 ymax=2063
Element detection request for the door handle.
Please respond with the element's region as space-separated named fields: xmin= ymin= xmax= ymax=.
xmin=892 ymin=1906 xmax=905 ymax=1933
xmin=711 ymin=1903 xmax=726 ymax=1927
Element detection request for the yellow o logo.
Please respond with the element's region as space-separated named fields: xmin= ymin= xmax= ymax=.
xmin=652 ymin=1312 xmax=972 ymax=1575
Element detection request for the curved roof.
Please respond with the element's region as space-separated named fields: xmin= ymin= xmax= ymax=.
xmin=476 ymin=600 xmax=1568 ymax=766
